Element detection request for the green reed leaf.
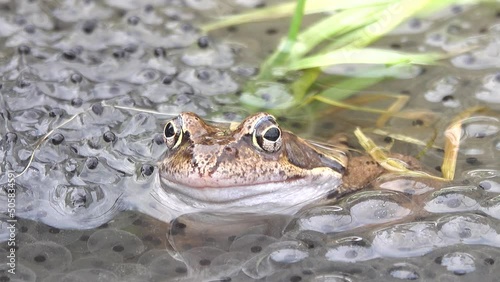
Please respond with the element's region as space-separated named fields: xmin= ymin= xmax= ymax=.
xmin=288 ymin=48 xmax=443 ymax=70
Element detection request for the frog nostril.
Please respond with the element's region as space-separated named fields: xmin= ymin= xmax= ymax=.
xmin=224 ymin=147 xmax=239 ymax=157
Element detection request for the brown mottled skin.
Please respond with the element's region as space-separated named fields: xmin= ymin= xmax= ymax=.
xmin=341 ymin=154 xmax=423 ymax=192
xmin=159 ymin=112 xmax=429 ymax=197
xmin=159 ymin=112 xmax=347 ymax=189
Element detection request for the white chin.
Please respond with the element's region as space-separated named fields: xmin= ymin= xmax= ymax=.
xmin=152 ymin=174 xmax=342 ymax=217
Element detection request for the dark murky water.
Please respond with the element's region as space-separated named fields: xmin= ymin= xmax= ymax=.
xmin=1 ymin=0 xmax=500 ymax=281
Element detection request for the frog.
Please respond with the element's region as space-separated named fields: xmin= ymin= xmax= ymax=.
xmin=157 ymin=112 xmax=420 ymax=217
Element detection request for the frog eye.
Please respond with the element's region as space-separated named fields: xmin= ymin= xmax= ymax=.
xmin=253 ymin=117 xmax=282 ymax=153
xmin=164 ymin=117 xmax=183 ymax=149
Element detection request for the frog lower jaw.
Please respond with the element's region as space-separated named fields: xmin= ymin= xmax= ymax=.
xmin=156 ymin=171 xmax=342 ymax=216
xmin=160 ymin=165 xmax=343 ymax=189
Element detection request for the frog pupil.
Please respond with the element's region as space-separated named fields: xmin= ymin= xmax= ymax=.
xmin=263 ymin=127 xmax=280 ymax=141
xmin=165 ymin=122 xmax=175 ymax=138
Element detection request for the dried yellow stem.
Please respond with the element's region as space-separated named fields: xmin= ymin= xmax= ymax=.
xmin=441 ymin=106 xmax=486 ymax=180
xmin=354 ymin=127 xmax=447 ymax=181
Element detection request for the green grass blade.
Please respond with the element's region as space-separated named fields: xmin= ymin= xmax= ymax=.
xmin=314 ymin=76 xmax=385 ymax=102
xmin=201 ymin=0 xmax=396 ymax=32
xmin=290 ymin=5 xmax=387 ymax=60
xmin=255 ymin=0 xmax=306 ymax=81
xmin=313 ymin=95 xmax=391 ymax=113
xmin=288 ymin=48 xmax=444 ymax=70
xmin=292 ymin=68 xmax=321 ymax=102
xmin=307 ymin=63 xmax=420 ymax=103
xmin=202 ymin=2 xmax=300 ymax=32
xmin=238 ymin=0 xmax=481 ymax=113
xmin=272 ymin=0 xmax=306 ymax=66
xmin=323 ymin=0 xmax=434 ymax=51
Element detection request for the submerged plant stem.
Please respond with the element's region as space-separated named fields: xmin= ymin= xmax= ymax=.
xmin=441 ymin=106 xmax=487 ymax=180
xmin=354 ymin=128 xmax=447 ymax=181
xmin=257 ymin=0 xmax=306 ymax=81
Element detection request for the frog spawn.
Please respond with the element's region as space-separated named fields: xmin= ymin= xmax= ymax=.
xmin=1 ymin=107 xmax=166 ymax=229
xmin=1 ymin=102 xmax=500 ymax=281
xmin=3 ymin=139 xmax=500 ymax=281
xmin=157 ymin=209 xmax=500 ymax=281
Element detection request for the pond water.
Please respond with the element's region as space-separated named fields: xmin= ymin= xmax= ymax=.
xmin=1 ymin=0 xmax=500 ymax=281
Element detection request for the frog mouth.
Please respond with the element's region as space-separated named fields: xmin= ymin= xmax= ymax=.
xmin=161 ymin=173 xmax=302 ymax=189
xmin=157 ymin=171 xmax=342 ymax=213
xmin=158 ymin=167 xmax=342 ymax=202
xmin=159 ymin=166 xmax=342 ymax=190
